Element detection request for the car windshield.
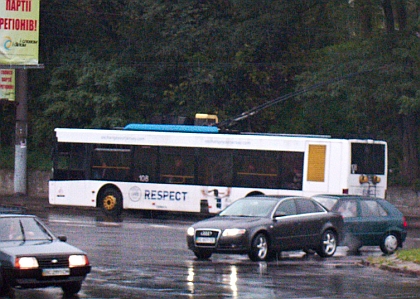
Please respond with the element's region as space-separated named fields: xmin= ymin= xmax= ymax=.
xmin=0 ymin=217 xmax=53 ymax=242
xmin=219 ymin=198 xmax=279 ymax=217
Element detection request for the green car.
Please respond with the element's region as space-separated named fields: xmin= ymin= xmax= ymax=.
xmin=312 ymin=195 xmax=407 ymax=254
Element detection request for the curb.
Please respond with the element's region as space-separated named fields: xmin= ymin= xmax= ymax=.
xmin=0 ymin=196 xmax=50 ymax=213
xmin=362 ymin=256 xmax=420 ymax=277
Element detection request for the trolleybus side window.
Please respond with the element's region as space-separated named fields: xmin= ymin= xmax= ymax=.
xmin=54 ymin=143 xmax=86 ymax=180
xmin=197 ymin=149 xmax=233 ymax=186
xmin=235 ymin=150 xmax=279 ymax=189
xmin=91 ymin=145 xmax=131 ymax=181
xmin=132 ymin=146 xmax=158 ymax=183
xmin=279 ymin=152 xmax=304 ymax=190
xmin=160 ymin=147 xmax=195 ymax=184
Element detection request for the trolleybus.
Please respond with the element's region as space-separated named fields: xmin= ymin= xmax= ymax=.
xmin=49 ymin=124 xmax=387 ymax=216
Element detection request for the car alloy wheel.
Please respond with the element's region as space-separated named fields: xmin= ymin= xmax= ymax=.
xmin=317 ymin=229 xmax=337 ymax=257
xmin=380 ymin=233 xmax=399 ymax=254
xmin=249 ymin=233 xmax=269 ymax=261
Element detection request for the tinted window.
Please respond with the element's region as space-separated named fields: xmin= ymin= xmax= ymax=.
xmin=92 ymin=144 xmax=131 ymax=181
xmin=296 ymin=199 xmax=324 ymax=214
xmin=54 ymin=143 xmax=87 ymax=180
xmin=160 ymin=147 xmax=195 ymax=184
xmin=279 ymin=152 xmax=304 ymax=190
xmin=235 ymin=150 xmax=280 ymax=189
xmin=132 ymin=146 xmax=158 ymax=183
xmin=312 ymin=196 xmax=337 ymax=210
xmin=351 ymin=143 xmax=385 ymax=175
xmin=198 ymin=149 xmax=232 ymax=186
xmin=234 ymin=150 xmax=304 ymax=190
xmin=360 ymin=200 xmax=388 ymax=217
xmin=275 ymin=199 xmax=297 ymax=216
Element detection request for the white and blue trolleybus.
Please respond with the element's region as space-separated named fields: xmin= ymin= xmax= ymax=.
xmin=49 ymin=124 xmax=387 ymax=216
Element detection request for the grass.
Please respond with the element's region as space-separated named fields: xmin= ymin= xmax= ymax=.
xmin=396 ymin=248 xmax=420 ymax=264
xmin=366 ymin=256 xmax=397 ymax=266
xmin=0 ymin=146 xmax=52 ymax=170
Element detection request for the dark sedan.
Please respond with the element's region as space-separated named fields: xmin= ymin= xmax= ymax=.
xmin=186 ymin=196 xmax=343 ymax=261
xmin=0 ymin=212 xmax=91 ymax=296
xmin=312 ymin=195 xmax=408 ymax=254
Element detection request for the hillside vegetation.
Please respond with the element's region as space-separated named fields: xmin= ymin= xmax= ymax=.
xmin=1 ymin=1 xmax=419 ymax=185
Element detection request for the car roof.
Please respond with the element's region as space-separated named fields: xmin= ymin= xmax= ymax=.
xmin=312 ymin=194 xmax=383 ymax=201
xmin=242 ymin=195 xmax=311 ymax=201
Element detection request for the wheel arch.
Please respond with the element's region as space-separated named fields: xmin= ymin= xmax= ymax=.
xmin=320 ymin=223 xmax=340 ymax=244
xmin=248 ymin=228 xmax=271 ymax=248
xmin=245 ymin=191 xmax=264 ymax=197
xmin=96 ymin=184 xmax=123 ymax=208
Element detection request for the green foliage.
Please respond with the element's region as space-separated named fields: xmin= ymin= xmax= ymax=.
xmin=0 ymin=146 xmax=51 ymax=170
xmin=31 ymin=51 xmax=145 ymax=148
xmin=0 ymin=0 xmax=417 ymax=182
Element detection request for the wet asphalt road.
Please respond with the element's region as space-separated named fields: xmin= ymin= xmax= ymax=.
xmin=3 ymin=206 xmax=420 ymax=299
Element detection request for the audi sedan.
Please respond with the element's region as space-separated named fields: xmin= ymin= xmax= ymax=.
xmin=0 ymin=212 xmax=91 ymax=296
xmin=312 ymin=195 xmax=407 ymax=254
xmin=186 ymin=196 xmax=343 ymax=261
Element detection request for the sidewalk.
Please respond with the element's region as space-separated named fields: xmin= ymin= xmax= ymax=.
xmin=0 ymin=195 xmax=51 ymax=213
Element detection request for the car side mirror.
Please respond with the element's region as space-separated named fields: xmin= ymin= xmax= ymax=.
xmin=57 ymin=235 xmax=67 ymax=242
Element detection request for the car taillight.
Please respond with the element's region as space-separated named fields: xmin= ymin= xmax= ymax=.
xmin=403 ymin=216 xmax=408 ymax=228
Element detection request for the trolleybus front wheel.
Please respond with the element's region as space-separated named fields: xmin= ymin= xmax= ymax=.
xmin=100 ymin=187 xmax=123 ymax=216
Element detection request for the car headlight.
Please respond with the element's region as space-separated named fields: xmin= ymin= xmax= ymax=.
xmin=69 ymin=255 xmax=89 ymax=268
xmin=222 ymin=229 xmax=246 ymax=237
xmin=187 ymin=227 xmax=195 ymax=236
xmin=15 ymin=257 xmax=39 ymax=269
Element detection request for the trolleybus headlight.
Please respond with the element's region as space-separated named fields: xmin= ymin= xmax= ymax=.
xmin=187 ymin=227 xmax=195 ymax=236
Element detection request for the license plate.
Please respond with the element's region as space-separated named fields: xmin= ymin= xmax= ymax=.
xmin=196 ymin=237 xmax=216 ymax=244
xmin=42 ymin=268 xmax=70 ymax=277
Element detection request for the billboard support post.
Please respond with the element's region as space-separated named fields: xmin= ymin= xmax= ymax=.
xmin=13 ymin=68 xmax=28 ymax=195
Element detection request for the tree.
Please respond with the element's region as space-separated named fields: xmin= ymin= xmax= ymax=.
xmin=295 ymin=0 xmax=420 ymax=184
xmin=31 ymin=51 xmax=143 ymax=147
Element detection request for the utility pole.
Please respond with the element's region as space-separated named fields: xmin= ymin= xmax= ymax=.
xmin=14 ymin=69 xmax=28 ymax=195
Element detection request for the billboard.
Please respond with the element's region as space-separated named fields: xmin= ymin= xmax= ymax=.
xmin=0 ymin=68 xmax=14 ymax=100
xmin=0 ymin=0 xmax=39 ymax=65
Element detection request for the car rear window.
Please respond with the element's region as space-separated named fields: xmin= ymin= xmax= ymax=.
xmin=360 ymin=200 xmax=388 ymax=217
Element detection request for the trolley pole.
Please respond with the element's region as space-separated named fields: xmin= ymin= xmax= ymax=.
xmin=14 ymin=69 xmax=28 ymax=195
